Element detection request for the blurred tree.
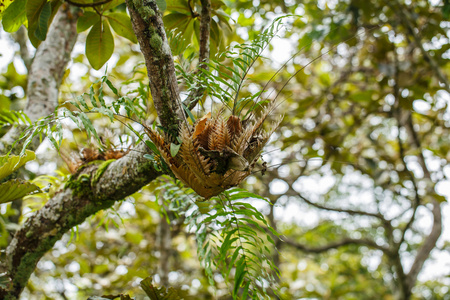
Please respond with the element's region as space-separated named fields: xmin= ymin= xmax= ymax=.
xmin=0 ymin=0 xmax=449 ymax=299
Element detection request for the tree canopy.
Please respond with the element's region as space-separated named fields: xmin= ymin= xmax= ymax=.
xmin=0 ymin=0 xmax=449 ymax=299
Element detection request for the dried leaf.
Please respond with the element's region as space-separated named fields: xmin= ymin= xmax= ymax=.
xmin=193 ymin=112 xmax=211 ymax=139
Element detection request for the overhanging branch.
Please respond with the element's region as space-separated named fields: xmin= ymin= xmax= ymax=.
xmin=1 ymin=143 xmax=162 ymax=298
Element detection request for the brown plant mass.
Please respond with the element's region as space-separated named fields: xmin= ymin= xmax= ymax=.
xmin=144 ymin=106 xmax=281 ymax=199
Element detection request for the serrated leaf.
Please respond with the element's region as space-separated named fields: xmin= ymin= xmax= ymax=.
xmin=77 ymin=11 xmax=100 ymax=33
xmin=0 ymin=150 xmax=36 ymax=181
xmin=86 ymin=19 xmax=115 ymax=70
xmin=34 ymin=1 xmax=51 ymax=40
xmin=2 ymin=0 xmax=27 ymax=32
xmin=105 ymin=12 xmax=137 ymax=43
xmin=0 ymin=179 xmax=40 ymax=204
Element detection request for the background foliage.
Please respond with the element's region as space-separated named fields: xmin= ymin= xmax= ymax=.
xmin=0 ymin=0 xmax=450 ymax=299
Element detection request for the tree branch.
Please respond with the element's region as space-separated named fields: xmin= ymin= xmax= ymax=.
xmin=64 ymin=0 xmax=112 ymax=8
xmin=389 ymin=35 xmax=443 ymax=294
xmin=1 ymin=143 xmax=162 ymax=298
xmin=183 ymin=0 xmax=211 ymax=110
xmin=391 ymin=48 xmax=421 ymax=251
xmin=297 ymin=193 xmax=386 ymax=221
xmin=282 ymin=236 xmax=391 ymax=254
xmin=126 ymin=0 xmax=187 ymax=134
xmin=0 ymin=5 xmax=79 ymax=154
xmin=13 ymin=26 xmax=32 ymax=71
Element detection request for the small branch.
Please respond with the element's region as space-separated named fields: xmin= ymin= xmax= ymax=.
xmin=183 ymin=0 xmax=211 ymax=110
xmin=187 ymin=0 xmax=200 ymax=18
xmin=405 ymin=200 xmax=442 ymax=291
xmin=282 ymin=236 xmax=391 ymax=254
xmin=297 ymin=193 xmax=386 ymax=221
xmin=392 ymin=49 xmax=421 ymax=249
xmin=389 ymin=34 xmax=443 ymax=293
xmin=64 ymin=0 xmax=112 ymax=8
xmin=13 ymin=26 xmax=32 ymax=71
xmin=1 ymin=143 xmax=162 ymax=298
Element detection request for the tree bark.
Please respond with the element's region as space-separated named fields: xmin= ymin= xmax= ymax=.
xmin=126 ymin=0 xmax=187 ymax=134
xmin=1 ymin=143 xmax=161 ymax=298
xmin=0 ymin=5 xmax=80 ymax=154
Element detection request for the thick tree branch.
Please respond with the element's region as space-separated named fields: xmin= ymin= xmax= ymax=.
xmin=126 ymin=0 xmax=187 ymax=134
xmin=0 ymin=5 xmax=79 ymax=154
xmin=1 ymin=143 xmax=161 ymax=298
xmin=183 ymin=0 xmax=211 ymax=110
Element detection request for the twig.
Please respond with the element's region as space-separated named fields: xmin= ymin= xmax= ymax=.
xmin=65 ymin=0 xmax=113 ymax=8
xmin=282 ymin=236 xmax=391 ymax=254
xmin=297 ymin=193 xmax=386 ymax=221
xmin=183 ymin=0 xmax=211 ymax=110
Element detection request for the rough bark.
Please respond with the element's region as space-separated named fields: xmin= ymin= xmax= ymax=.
xmin=0 ymin=5 xmax=79 ymax=154
xmin=126 ymin=0 xmax=187 ymax=134
xmin=1 ymin=143 xmax=161 ymax=298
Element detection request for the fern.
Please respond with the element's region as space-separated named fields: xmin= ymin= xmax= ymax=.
xmin=194 ymin=16 xmax=290 ymax=117
xmin=156 ymin=178 xmax=279 ymax=299
xmin=13 ymin=75 xmax=151 ymax=157
xmin=0 ymin=110 xmax=32 ymax=127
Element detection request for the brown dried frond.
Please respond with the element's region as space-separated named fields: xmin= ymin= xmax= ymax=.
xmin=227 ymin=115 xmax=242 ymax=138
xmin=195 ymin=120 xmax=212 ymax=149
xmin=60 ymin=149 xmax=82 ymax=174
xmin=81 ymin=147 xmax=101 ymax=162
xmin=208 ymin=117 xmax=229 ymax=151
xmin=143 ymin=110 xmax=278 ymax=199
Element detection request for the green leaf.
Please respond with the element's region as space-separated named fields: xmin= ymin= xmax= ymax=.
xmin=181 ymin=103 xmax=195 ymax=123
xmin=77 ymin=11 xmax=100 ymax=33
xmin=0 ymin=179 xmax=40 ymax=204
xmin=105 ymin=12 xmax=137 ymax=43
xmin=34 ymin=1 xmax=51 ymax=40
xmin=170 ymin=143 xmax=181 ymax=157
xmin=156 ymin=0 xmax=166 ymax=11
xmin=0 ymin=0 xmax=14 ymax=20
xmin=102 ymin=0 xmax=124 ymax=11
xmin=0 ymin=150 xmax=36 ymax=181
xmin=26 ymin=0 xmax=47 ymax=46
xmin=144 ymin=140 xmax=160 ymax=154
xmin=2 ymin=0 xmax=27 ymax=32
xmin=86 ymin=19 xmax=115 ymax=70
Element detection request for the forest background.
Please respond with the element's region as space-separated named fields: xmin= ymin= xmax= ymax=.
xmin=0 ymin=0 xmax=450 ymax=299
